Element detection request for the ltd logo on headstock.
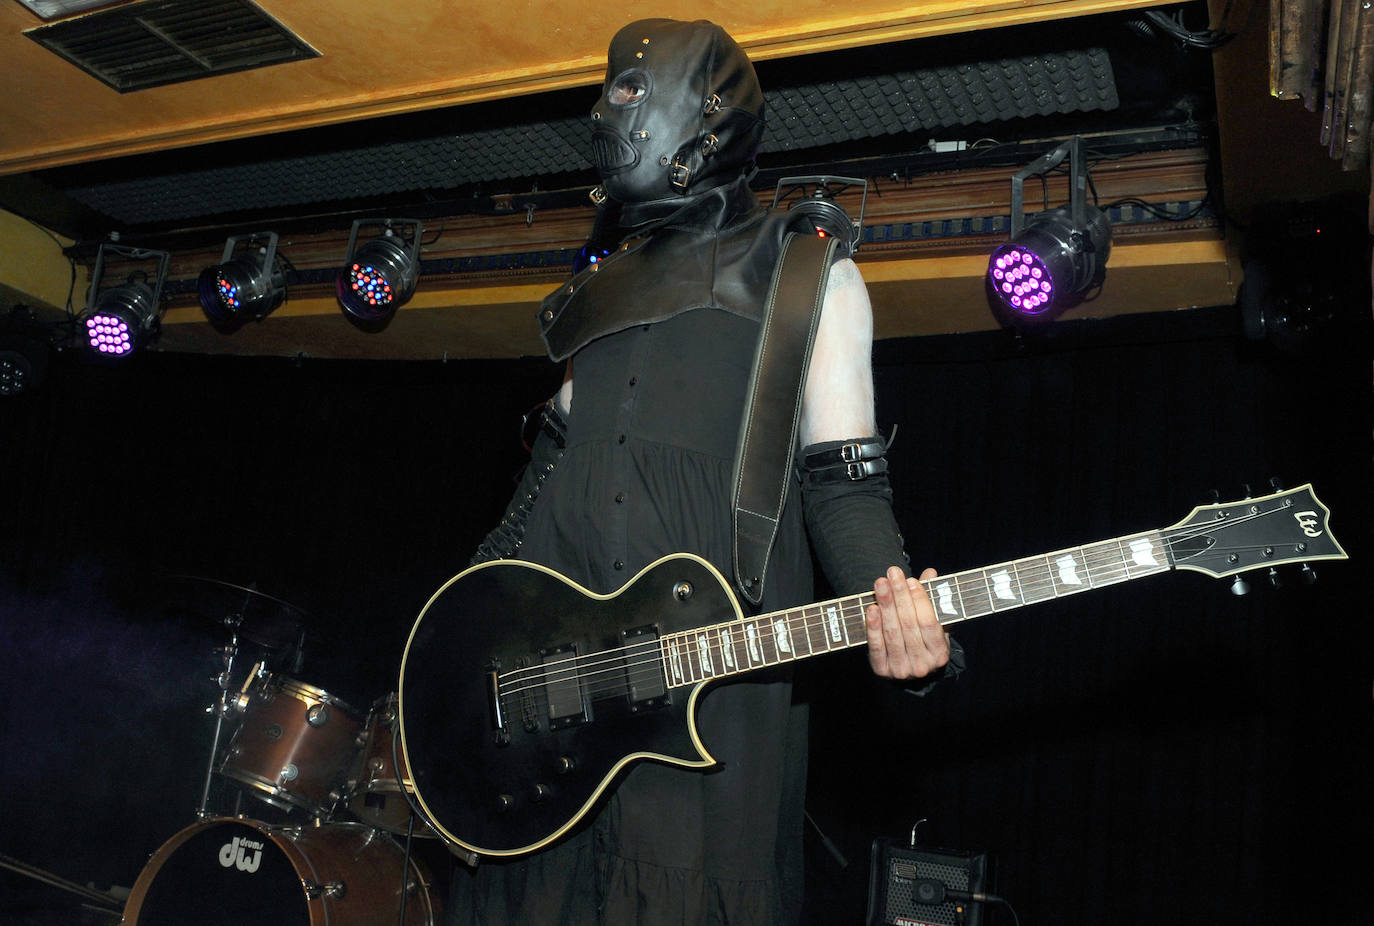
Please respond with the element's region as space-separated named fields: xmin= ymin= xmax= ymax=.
xmin=1294 ymin=510 xmax=1324 ymax=538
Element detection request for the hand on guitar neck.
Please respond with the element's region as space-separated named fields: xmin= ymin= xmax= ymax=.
xmin=867 ymin=565 xmax=949 ymax=681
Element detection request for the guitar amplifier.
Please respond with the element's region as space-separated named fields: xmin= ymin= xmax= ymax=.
xmin=867 ymin=839 xmax=990 ymax=926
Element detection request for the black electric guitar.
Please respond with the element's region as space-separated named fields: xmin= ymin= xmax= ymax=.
xmin=397 ymin=484 xmax=1346 ymax=859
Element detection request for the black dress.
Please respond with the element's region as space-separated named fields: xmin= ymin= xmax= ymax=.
xmin=448 ymin=307 xmax=815 ymax=925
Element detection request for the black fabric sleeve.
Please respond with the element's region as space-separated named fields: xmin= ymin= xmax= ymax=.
xmin=469 ymin=402 xmax=567 ymax=566
xmin=798 ymin=437 xmax=910 ymax=594
xmin=798 ymin=437 xmax=964 ymax=694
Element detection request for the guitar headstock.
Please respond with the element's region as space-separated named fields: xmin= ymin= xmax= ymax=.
xmin=1166 ymin=483 xmax=1348 ymax=579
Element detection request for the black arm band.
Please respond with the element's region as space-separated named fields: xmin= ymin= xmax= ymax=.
xmin=469 ymin=402 xmax=567 ymax=566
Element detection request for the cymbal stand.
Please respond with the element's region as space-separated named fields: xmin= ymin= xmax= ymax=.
xmin=396 ymin=812 xmax=413 ymax=926
xmin=197 ymin=617 xmax=242 ymax=819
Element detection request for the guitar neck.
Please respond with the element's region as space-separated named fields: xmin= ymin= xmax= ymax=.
xmin=657 ymin=528 xmax=1172 ymax=688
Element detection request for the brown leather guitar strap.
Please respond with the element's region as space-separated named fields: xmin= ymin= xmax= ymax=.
xmin=731 ymin=231 xmax=839 ymax=605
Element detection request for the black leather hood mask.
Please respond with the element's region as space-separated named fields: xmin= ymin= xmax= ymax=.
xmin=590 ymin=19 xmax=764 ymax=208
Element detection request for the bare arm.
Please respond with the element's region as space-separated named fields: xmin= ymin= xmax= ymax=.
xmin=797 ymin=257 xmax=949 ymax=681
xmin=554 ymin=359 xmax=573 ymax=415
xmin=799 ymin=258 xmax=876 ymax=445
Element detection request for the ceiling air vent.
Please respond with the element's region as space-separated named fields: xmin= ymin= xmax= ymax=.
xmin=25 ymin=0 xmax=319 ymax=93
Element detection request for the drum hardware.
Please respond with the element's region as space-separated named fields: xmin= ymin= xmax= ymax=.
xmin=345 ymin=693 xmax=438 ymax=839
xmin=197 ymin=629 xmax=243 ymax=819
xmin=303 ymin=878 xmax=347 ymax=900
xmin=168 ymin=574 xmax=311 ymax=821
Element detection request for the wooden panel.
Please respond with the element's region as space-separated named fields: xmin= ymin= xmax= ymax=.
xmin=0 ymin=0 xmax=1164 ymax=173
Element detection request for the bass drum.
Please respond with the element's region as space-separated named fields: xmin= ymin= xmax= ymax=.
xmin=122 ymin=818 xmax=438 ymax=926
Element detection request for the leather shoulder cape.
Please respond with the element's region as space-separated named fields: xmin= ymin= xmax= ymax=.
xmin=538 ymin=181 xmax=798 ymax=362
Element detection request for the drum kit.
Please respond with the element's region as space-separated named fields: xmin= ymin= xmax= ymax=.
xmin=121 ymin=577 xmax=443 ymax=926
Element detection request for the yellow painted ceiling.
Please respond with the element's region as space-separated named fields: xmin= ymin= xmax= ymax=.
xmin=0 ymin=0 xmax=1164 ymax=174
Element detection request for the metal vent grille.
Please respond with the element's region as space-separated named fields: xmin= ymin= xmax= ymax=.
xmin=60 ymin=48 xmax=1115 ymax=225
xmin=26 ymin=0 xmax=319 ymax=93
xmin=763 ymin=49 xmax=1118 ymax=152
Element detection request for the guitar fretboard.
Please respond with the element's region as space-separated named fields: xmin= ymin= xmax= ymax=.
xmin=656 ymin=529 xmax=1172 ymax=688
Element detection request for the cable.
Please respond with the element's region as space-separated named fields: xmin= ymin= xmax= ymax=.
xmin=1100 ymin=195 xmax=1213 ymax=222
xmin=1139 ymin=8 xmax=1237 ymax=50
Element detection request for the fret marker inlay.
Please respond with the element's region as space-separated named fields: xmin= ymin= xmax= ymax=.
xmin=990 ymin=570 xmax=1017 ymax=601
xmin=696 ymin=634 xmax=713 ymax=675
xmin=933 ymin=581 xmax=957 ymax=616
xmin=1056 ymin=554 xmax=1083 ymax=586
xmin=1129 ymin=538 xmax=1160 ymax=567
xmin=744 ymin=623 xmax=761 ymax=664
xmin=668 ymin=638 xmax=684 ymax=683
xmin=773 ymin=619 xmax=792 ymax=655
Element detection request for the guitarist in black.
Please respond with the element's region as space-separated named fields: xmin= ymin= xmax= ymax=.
xmin=450 ymin=18 xmax=957 ymax=925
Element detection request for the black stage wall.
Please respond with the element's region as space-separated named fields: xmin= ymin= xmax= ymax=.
xmin=1 ymin=303 xmax=1370 ymax=925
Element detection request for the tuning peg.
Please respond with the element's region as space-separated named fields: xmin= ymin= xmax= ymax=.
xmin=1242 ymin=483 xmax=1253 ymax=499
xmin=1300 ymin=563 xmax=1318 ymax=585
xmin=1208 ymin=489 xmax=1220 ymax=504
xmin=1269 ymin=476 xmax=1285 ymax=492
xmin=1267 ymin=567 xmax=1282 ymax=589
xmin=1230 ymin=574 xmax=1251 ymax=596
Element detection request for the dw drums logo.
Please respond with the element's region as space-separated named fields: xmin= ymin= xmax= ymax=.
xmin=218 ymin=836 xmax=265 ymax=873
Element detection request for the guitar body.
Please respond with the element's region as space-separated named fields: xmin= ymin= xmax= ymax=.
xmin=398 ymin=554 xmax=743 ymax=859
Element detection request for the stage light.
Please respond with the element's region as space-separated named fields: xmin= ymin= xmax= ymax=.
xmin=1 ymin=306 xmax=58 ymax=396
xmin=80 ymin=244 xmax=171 ymax=359
xmin=198 ymin=232 xmax=286 ymax=331
xmin=572 ymin=192 xmax=623 ymax=274
xmin=0 ymin=348 xmax=36 ymax=396
xmin=572 ymin=242 xmax=613 ymax=273
xmin=987 ymin=137 xmax=1111 ymax=323
xmin=337 ymin=219 xmax=423 ymax=329
xmin=771 ymin=176 xmax=868 ymax=258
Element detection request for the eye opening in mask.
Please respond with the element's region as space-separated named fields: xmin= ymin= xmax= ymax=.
xmin=606 ymin=68 xmax=651 ymax=107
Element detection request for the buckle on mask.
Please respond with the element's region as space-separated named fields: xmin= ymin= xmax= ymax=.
xmin=588 ymin=186 xmax=608 ymax=205
xmin=703 ymin=93 xmax=721 ymax=115
xmin=669 ymin=156 xmax=692 ymax=192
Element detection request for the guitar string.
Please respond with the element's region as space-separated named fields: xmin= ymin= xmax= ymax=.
xmin=497 ymin=510 xmax=1298 ymax=700
xmin=496 ymin=505 xmax=1304 ymax=699
xmin=508 ymin=527 xmax=1278 ymax=704
xmin=502 ymin=534 xmax=1285 ymax=704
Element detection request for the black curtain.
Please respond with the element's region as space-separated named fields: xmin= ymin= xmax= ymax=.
xmin=1 ymin=303 xmax=1369 ymax=925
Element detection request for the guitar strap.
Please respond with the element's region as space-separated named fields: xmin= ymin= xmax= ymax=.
xmin=731 ymin=231 xmax=839 ymax=605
